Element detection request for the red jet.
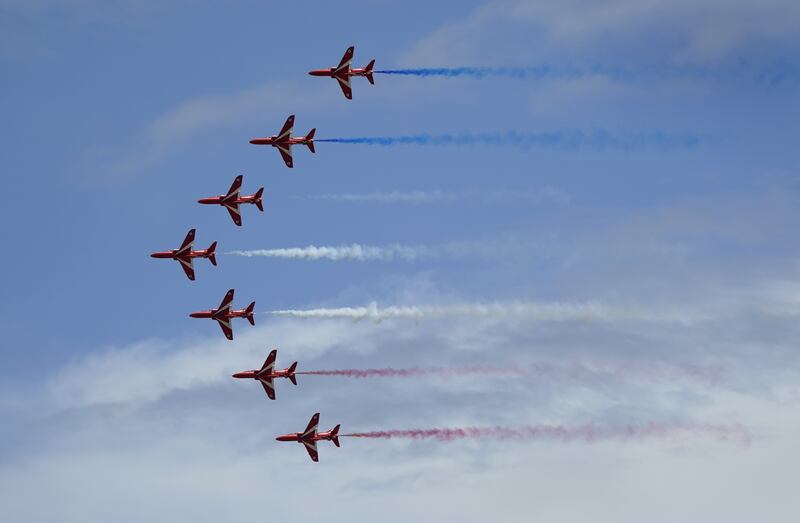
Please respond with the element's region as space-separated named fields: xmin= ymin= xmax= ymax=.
xmin=198 ymin=175 xmax=264 ymax=226
xmin=150 ymin=229 xmax=217 ymax=281
xmin=309 ymin=46 xmax=375 ymax=100
xmin=189 ymin=289 xmax=255 ymax=341
xmin=232 ymin=349 xmax=298 ymax=400
xmin=249 ymin=115 xmax=315 ymax=168
xmin=276 ymin=412 xmax=340 ymax=462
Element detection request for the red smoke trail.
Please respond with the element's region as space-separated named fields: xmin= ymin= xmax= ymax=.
xmin=342 ymin=422 xmax=750 ymax=446
xmin=297 ymin=362 xmax=722 ymax=384
xmin=297 ymin=366 xmax=519 ymax=379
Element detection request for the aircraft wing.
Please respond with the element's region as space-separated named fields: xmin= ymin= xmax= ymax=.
xmin=177 ymin=229 xmax=195 ymax=255
xmin=217 ymin=289 xmax=234 ymax=313
xmin=302 ymin=413 xmax=320 ymax=439
xmin=335 ymin=75 xmax=353 ymax=100
xmin=224 ymin=175 xmax=243 ymax=201
xmin=177 ymin=256 xmax=195 ymax=281
xmin=276 ymin=115 xmax=294 ymax=141
xmin=335 ymin=46 xmax=354 ymax=73
xmin=259 ymin=376 xmax=276 ymax=400
xmin=259 ymin=349 xmax=277 ymax=374
xmin=223 ymin=201 xmax=242 ymax=226
xmin=215 ymin=317 xmax=234 ymax=341
xmin=302 ymin=439 xmax=319 ymax=462
xmin=276 ymin=144 xmax=294 ymax=168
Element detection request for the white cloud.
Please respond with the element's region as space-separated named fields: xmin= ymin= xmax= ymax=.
xmin=6 ymin=180 xmax=800 ymax=522
xmin=401 ymin=0 xmax=800 ymax=65
xmin=107 ymin=80 xmax=326 ymax=177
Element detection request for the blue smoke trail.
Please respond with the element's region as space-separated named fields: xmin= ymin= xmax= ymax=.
xmin=375 ymin=63 xmax=800 ymax=85
xmin=316 ymin=131 xmax=699 ymax=151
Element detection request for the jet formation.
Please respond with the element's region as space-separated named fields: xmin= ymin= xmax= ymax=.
xmin=149 ymin=47 xmax=396 ymax=461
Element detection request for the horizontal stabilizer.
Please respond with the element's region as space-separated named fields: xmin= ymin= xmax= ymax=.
xmin=366 ymin=59 xmax=375 ymax=84
xmin=208 ymin=242 xmax=217 ymax=266
xmin=246 ymin=301 xmax=256 ymax=325
xmin=306 ymin=128 xmax=316 ymax=154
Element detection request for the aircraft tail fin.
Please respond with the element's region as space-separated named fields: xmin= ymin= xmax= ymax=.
xmin=306 ymin=128 xmax=316 ymax=153
xmin=330 ymin=424 xmax=340 ymax=447
xmin=207 ymin=241 xmax=217 ymax=266
xmin=365 ymin=59 xmax=375 ymax=84
xmin=288 ymin=362 xmax=298 ymax=385
xmin=254 ymin=188 xmax=264 ymax=212
xmin=245 ymin=301 xmax=256 ymax=325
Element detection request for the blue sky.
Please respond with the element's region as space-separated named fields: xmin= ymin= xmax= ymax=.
xmin=1 ymin=1 xmax=799 ymax=521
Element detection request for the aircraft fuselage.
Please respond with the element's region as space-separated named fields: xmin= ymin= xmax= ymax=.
xmin=189 ymin=308 xmax=249 ymax=319
xmin=232 ymin=369 xmax=293 ymax=380
xmin=275 ymin=431 xmax=337 ymax=443
xmin=308 ymin=67 xmax=371 ymax=78
xmin=198 ymin=195 xmax=258 ymax=205
xmin=248 ymin=136 xmax=311 ymax=146
xmin=150 ymin=249 xmax=212 ymax=260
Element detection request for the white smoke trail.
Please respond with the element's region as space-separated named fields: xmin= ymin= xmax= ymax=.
xmin=268 ymin=301 xmax=698 ymax=324
xmin=304 ymin=190 xmax=452 ymax=204
xmin=226 ymin=240 xmax=538 ymax=262
xmin=299 ymin=188 xmax=570 ymax=205
xmin=226 ymin=244 xmax=429 ymax=261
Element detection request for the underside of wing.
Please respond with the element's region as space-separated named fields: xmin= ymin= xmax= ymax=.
xmin=276 ymin=115 xmax=294 ymax=141
xmin=217 ymin=289 xmax=234 ymax=312
xmin=259 ymin=377 xmax=276 ymax=400
xmin=277 ymin=145 xmax=294 ymax=168
xmin=224 ymin=202 xmax=242 ymax=226
xmin=215 ymin=318 xmax=233 ymax=340
xmin=335 ymin=75 xmax=353 ymax=100
xmin=177 ymin=229 xmax=195 ymax=255
xmin=302 ymin=413 xmax=320 ymax=438
xmin=302 ymin=440 xmax=319 ymax=462
xmin=224 ymin=175 xmax=243 ymax=200
xmin=177 ymin=256 xmax=195 ymax=281
xmin=335 ymin=46 xmax=354 ymax=73
xmin=260 ymin=349 xmax=277 ymax=374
